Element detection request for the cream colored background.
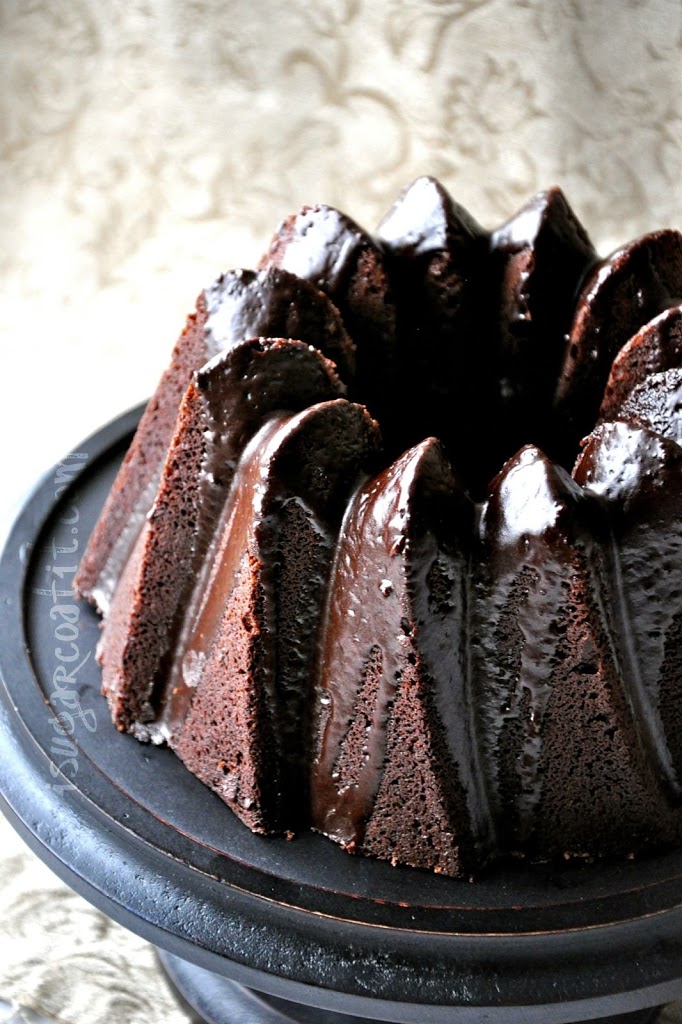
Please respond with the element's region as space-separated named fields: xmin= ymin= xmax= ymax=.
xmin=1 ymin=1 xmax=681 ymax=1021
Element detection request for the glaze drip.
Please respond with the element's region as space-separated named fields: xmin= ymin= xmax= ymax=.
xmin=575 ymin=421 xmax=682 ymax=796
xmin=471 ymin=446 xmax=603 ymax=846
xmin=312 ymin=439 xmax=494 ymax=863
xmin=157 ymin=414 xmax=292 ymax=741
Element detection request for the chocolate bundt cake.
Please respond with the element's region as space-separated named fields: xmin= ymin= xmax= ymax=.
xmin=76 ymin=178 xmax=682 ymax=878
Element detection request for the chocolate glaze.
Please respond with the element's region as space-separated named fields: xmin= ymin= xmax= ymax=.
xmin=377 ymin=175 xmax=486 ymax=258
xmin=204 ymin=267 xmax=356 ymax=383
xmin=260 ymin=204 xmax=398 ymax=441
xmin=600 ymin=304 xmax=682 ymax=420
xmin=471 ymin=446 xmax=606 ymax=848
xmin=553 ymin=229 xmax=682 ymax=459
xmin=574 ymin=421 xmax=682 ymax=794
xmin=261 ymin=206 xmax=368 ymax=294
xmin=606 ymin=367 xmax=682 ymax=446
xmin=376 ymin=177 xmax=492 ymax=487
xmin=194 ymin=338 xmax=344 ymax=470
xmin=77 ymin=266 xmax=356 ymax=610
xmin=98 ymin=339 xmax=345 ymax=735
xmin=489 ymin=188 xmax=597 ymax=461
xmin=164 ymin=399 xmax=381 ymax=830
xmin=311 ymin=439 xmax=493 ymax=873
xmin=159 ymin=414 xmax=292 ymax=739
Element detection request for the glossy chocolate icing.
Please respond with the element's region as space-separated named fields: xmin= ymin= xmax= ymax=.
xmin=159 ymin=414 xmax=292 ymax=738
xmin=574 ymin=421 xmax=682 ymax=795
xmin=471 ymin=446 xmax=605 ymax=847
xmin=204 ymin=267 xmax=356 ymax=382
xmin=377 ymin=175 xmax=486 ymax=258
xmin=98 ymin=339 xmax=345 ymax=735
xmin=473 ymin=439 xmax=682 ymax=856
xmin=261 ymin=205 xmax=368 ymax=293
xmin=554 ymin=229 xmax=682 ymax=457
xmin=311 ymin=439 xmax=493 ymax=871
xmin=376 ymin=176 xmax=492 ymax=483
xmin=489 ymin=188 xmax=597 ymax=459
xmin=607 ymin=367 xmax=682 ymax=446
xmin=260 ymin=204 xmax=398 ymax=439
xmin=600 ymin=304 xmax=682 ymax=420
xmin=165 ymin=399 xmax=381 ymax=828
xmin=194 ymin=338 xmax=343 ymax=467
xmin=77 ymin=266 xmax=356 ymax=611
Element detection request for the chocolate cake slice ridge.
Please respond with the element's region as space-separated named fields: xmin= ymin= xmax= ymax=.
xmin=311 ymin=438 xmax=493 ymax=877
xmin=574 ymin=420 xmax=682 ymax=801
xmin=97 ymin=338 xmax=346 ymax=741
xmin=76 ymin=267 xmax=356 ymax=611
xmin=171 ymin=398 xmax=381 ymax=832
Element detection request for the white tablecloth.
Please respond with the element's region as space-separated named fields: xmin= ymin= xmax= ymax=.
xmin=0 ymin=816 xmax=192 ymax=1023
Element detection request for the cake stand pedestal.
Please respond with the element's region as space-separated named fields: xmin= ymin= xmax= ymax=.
xmin=155 ymin=949 xmax=662 ymax=1024
xmin=0 ymin=406 xmax=681 ymax=1024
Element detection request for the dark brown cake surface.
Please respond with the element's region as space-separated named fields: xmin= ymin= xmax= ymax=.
xmin=260 ymin=203 xmax=398 ymax=438
xmin=471 ymin=446 xmax=601 ymax=851
xmin=79 ymin=179 xmax=682 ymax=879
xmin=76 ymin=267 xmax=355 ymax=611
xmin=605 ymin=367 xmax=682 ymax=445
xmin=574 ymin=421 xmax=682 ymax=798
xmin=98 ymin=338 xmax=345 ymax=736
xmin=472 ymin=444 xmax=681 ymax=858
xmin=553 ymin=229 xmax=682 ymax=458
xmin=376 ymin=176 xmax=492 ymax=486
xmin=599 ymin=304 xmax=682 ymax=420
xmin=170 ymin=399 xmax=381 ymax=831
xmin=311 ymin=439 xmax=490 ymax=876
xmin=489 ymin=187 xmax=597 ymax=460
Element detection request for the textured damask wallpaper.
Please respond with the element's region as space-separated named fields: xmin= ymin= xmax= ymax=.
xmin=1 ymin=1 xmax=681 ymax=1022
xmin=2 ymin=0 xmax=681 ymax=510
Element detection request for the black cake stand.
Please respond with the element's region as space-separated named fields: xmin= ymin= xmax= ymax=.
xmin=1 ymin=405 xmax=681 ymax=1024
